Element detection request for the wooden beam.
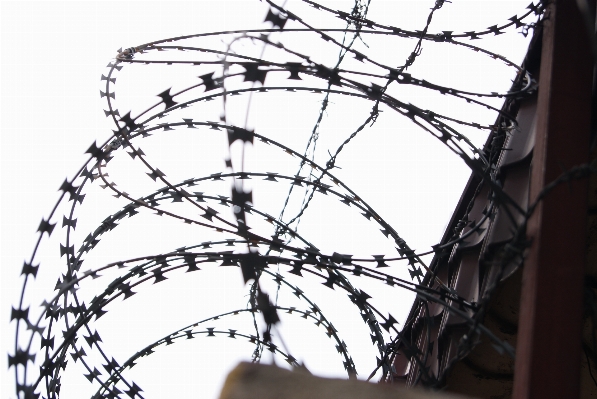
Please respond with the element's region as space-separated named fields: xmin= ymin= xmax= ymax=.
xmin=512 ymin=0 xmax=594 ymax=398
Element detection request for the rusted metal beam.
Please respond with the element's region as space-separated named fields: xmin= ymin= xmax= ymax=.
xmin=512 ymin=1 xmax=594 ymax=398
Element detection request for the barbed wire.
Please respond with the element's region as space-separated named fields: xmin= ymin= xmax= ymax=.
xmin=8 ymin=1 xmax=563 ymax=398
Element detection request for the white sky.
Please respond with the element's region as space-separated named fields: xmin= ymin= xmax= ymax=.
xmin=1 ymin=1 xmax=534 ymax=398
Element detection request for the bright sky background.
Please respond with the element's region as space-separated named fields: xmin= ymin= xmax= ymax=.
xmin=1 ymin=1 xmax=533 ymax=398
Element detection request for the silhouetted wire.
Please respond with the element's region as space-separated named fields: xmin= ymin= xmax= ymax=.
xmin=10 ymin=1 xmax=568 ymax=398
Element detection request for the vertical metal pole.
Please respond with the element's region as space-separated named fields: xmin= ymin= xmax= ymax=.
xmin=512 ymin=0 xmax=593 ymax=398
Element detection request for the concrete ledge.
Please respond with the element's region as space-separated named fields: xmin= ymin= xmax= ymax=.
xmin=219 ymin=362 xmax=476 ymax=399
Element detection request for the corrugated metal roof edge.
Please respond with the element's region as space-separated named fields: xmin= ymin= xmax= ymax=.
xmin=395 ymin=21 xmax=544 ymax=370
xmin=413 ymin=24 xmax=543 ymax=297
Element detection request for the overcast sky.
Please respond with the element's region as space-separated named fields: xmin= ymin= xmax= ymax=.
xmin=1 ymin=1 xmax=534 ymax=398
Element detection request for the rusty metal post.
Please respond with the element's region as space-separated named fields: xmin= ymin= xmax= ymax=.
xmin=512 ymin=0 xmax=594 ymax=398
